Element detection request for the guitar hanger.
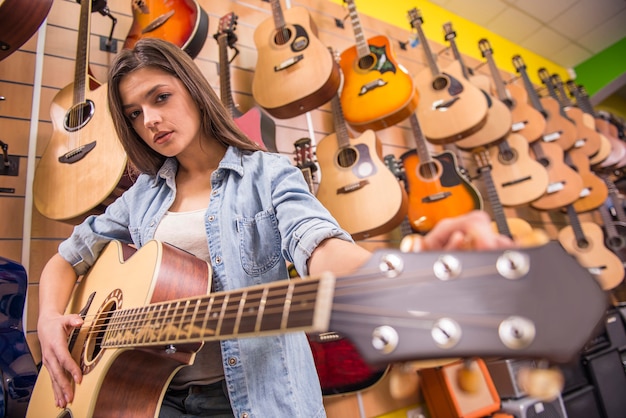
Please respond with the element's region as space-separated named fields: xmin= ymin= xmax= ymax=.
xmin=76 ymin=0 xmax=117 ymax=52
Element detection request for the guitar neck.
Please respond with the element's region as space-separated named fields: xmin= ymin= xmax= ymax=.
xmin=102 ymin=275 xmax=335 ymax=349
xmin=330 ymin=93 xmax=351 ymax=148
xmin=74 ymin=0 xmax=92 ymax=103
xmin=409 ymin=10 xmax=440 ymax=76
xmin=443 ymin=23 xmax=470 ymax=80
xmin=344 ymin=0 xmax=370 ymax=58
xmin=409 ymin=113 xmax=434 ymax=164
xmin=217 ymin=34 xmax=237 ymax=116
xmin=513 ymin=57 xmax=545 ymax=115
xmin=479 ymin=40 xmax=509 ymax=104
xmin=565 ymin=204 xmax=587 ymax=244
xmin=474 ymin=151 xmax=512 ymax=238
xmin=270 ymin=0 xmax=286 ymax=29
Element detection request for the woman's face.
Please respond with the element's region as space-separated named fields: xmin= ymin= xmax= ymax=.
xmin=119 ymin=66 xmax=203 ymax=157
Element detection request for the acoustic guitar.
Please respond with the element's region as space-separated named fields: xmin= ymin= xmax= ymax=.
xmin=566 ymin=147 xmax=608 ymax=213
xmin=478 ymin=39 xmax=546 ymax=143
xmin=33 ymin=0 xmax=130 ymax=223
xmin=558 ymin=204 xmax=624 ymax=290
xmin=442 ymin=23 xmax=511 ymax=150
xmin=293 ymin=137 xmax=318 ymax=194
xmin=316 ymin=90 xmax=408 ymax=240
xmin=214 ymin=12 xmax=277 ymax=152
xmin=408 ymin=8 xmax=488 ymax=144
xmin=338 ymin=0 xmax=419 ymax=131
xmin=26 ymin=238 xmax=608 ymax=417
xmin=252 ymin=0 xmax=340 ymax=119
xmin=512 ymin=55 xmax=577 ymax=151
xmin=0 ymin=0 xmax=53 ymax=61
xmin=124 ymin=0 xmax=209 ymax=58
xmin=400 ymin=113 xmax=483 ymax=234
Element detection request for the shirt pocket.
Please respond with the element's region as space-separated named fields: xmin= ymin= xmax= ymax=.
xmin=237 ymin=210 xmax=281 ymax=276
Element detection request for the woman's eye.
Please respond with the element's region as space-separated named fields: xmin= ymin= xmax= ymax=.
xmin=156 ymin=93 xmax=170 ymax=102
xmin=127 ymin=110 xmax=141 ymax=120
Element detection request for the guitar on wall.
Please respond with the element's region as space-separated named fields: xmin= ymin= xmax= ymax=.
xmin=214 ymin=12 xmax=277 ymax=152
xmin=477 ymin=38 xmax=547 ymax=143
xmin=0 ymin=0 xmax=53 ymax=61
xmin=338 ymin=0 xmax=419 ymax=132
xmin=408 ymin=8 xmax=488 ymax=144
xmin=293 ymin=137 xmax=318 ymax=194
xmin=123 ymin=0 xmax=209 ymax=59
xmin=400 ymin=113 xmax=483 ymax=234
xmin=33 ymin=0 xmax=130 ymax=224
xmin=442 ymin=22 xmax=512 ymax=150
xmin=315 ymin=87 xmax=408 ymax=240
xmin=26 ymin=237 xmax=608 ymax=417
xmin=251 ymin=0 xmax=340 ymax=119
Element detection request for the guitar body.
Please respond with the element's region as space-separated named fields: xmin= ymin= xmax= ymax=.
xmin=488 ymin=133 xmax=549 ymax=206
xmin=529 ymin=141 xmax=584 ymax=210
xmin=339 ymin=35 xmax=418 ymax=131
xmin=490 ymin=217 xmax=549 ymax=248
xmin=604 ymin=221 xmax=626 ymax=262
xmin=233 ymin=106 xmax=277 ymax=153
xmin=505 ymin=83 xmax=546 ymax=143
xmin=252 ymin=6 xmax=340 ymax=119
xmin=539 ymin=96 xmax=578 ymax=150
xmin=316 ymin=130 xmax=408 ymax=240
xmin=568 ymin=148 xmax=608 ymax=213
xmin=564 ymin=106 xmax=602 ymax=158
xmin=400 ymin=150 xmax=482 ymax=233
xmin=414 ymin=61 xmax=488 ymax=144
xmin=590 ymin=130 xmax=613 ymax=167
xmin=33 ymin=80 xmax=129 ymax=223
xmin=596 ymin=117 xmax=626 ymax=168
xmin=0 ymin=0 xmax=53 ymax=61
xmin=124 ymin=0 xmax=209 ymax=58
xmin=26 ymin=240 xmax=210 ymax=418
xmin=558 ymin=221 xmax=624 ymax=290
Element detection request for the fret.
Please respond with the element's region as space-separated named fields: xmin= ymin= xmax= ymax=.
xmin=408 ymin=9 xmax=439 ymax=77
xmin=345 ymin=0 xmax=369 ymax=58
xmin=281 ymin=282 xmax=295 ymax=330
xmin=255 ymin=287 xmax=270 ymax=333
xmin=73 ymin=0 xmax=91 ymax=105
xmin=215 ymin=294 xmax=230 ymax=336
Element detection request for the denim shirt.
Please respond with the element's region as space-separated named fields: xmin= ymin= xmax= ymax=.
xmin=59 ymin=146 xmax=353 ymax=418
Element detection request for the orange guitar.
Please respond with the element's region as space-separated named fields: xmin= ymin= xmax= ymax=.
xmin=316 ymin=92 xmax=408 ymax=240
xmin=408 ymin=8 xmax=488 ymax=144
xmin=252 ymin=0 xmax=340 ymax=119
xmin=566 ymin=148 xmax=608 ymax=213
xmin=400 ymin=113 xmax=482 ymax=234
xmin=512 ymin=55 xmax=577 ymax=151
xmin=338 ymin=0 xmax=418 ymax=131
xmin=33 ymin=0 xmax=130 ymax=223
xmin=215 ymin=13 xmax=277 ymax=152
xmin=124 ymin=0 xmax=209 ymax=58
xmin=442 ymin=23 xmax=511 ymax=150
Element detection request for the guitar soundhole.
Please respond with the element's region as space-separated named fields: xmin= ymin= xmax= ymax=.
xmin=337 ymin=147 xmax=357 ymax=168
xmin=81 ymin=289 xmax=122 ymax=375
xmin=577 ymin=238 xmax=590 ymax=249
xmin=608 ymin=236 xmax=625 ymax=250
xmin=64 ymin=100 xmax=95 ymax=132
xmin=274 ymin=28 xmax=292 ymax=46
xmin=432 ymin=76 xmax=449 ymax=91
xmin=499 ymin=148 xmax=517 ymax=164
xmin=358 ymin=54 xmax=376 ymax=71
xmin=419 ymin=161 xmax=440 ymax=180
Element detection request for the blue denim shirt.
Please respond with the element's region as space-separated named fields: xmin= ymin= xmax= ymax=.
xmin=59 ymin=146 xmax=353 ymax=417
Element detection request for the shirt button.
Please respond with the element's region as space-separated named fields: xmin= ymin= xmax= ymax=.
xmin=149 ymin=220 xmax=155 ymax=227
xmin=215 ymin=256 xmax=222 ymax=264
xmin=241 ymin=413 xmax=249 ymax=418
xmin=228 ymin=357 xmax=237 ymax=366
xmin=208 ymin=215 xmax=215 ymax=222
xmin=211 ymin=189 xmax=218 ymax=196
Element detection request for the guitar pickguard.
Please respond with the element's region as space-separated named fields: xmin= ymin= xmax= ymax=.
xmin=350 ymin=143 xmax=377 ymax=179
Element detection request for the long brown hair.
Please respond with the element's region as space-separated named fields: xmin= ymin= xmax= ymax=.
xmin=108 ymin=38 xmax=260 ymax=175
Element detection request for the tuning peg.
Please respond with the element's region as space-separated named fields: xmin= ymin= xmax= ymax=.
xmin=516 ymin=362 xmax=564 ymax=401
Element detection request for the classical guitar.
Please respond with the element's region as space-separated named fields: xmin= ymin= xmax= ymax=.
xmin=538 ymin=69 xmax=601 ymax=158
xmin=512 ymin=55 xmax=577 ymax=151
xmin=442 ymin=23 xmax=511 ymax=150
xmin=486 ymin=133 xmax=549 ymax=207
xmin=408 ymin=8 xmax=488 ymax=144
xmin=123 ymin=0 xmax=209 ymax=58
xmin=26 ymin=238 xmax=608 ymax=417
xmin=338 ymin=0 xmax=418 ymax=131
xmin=558 ymin=204 xmax=624 ymax=290
xmin=316 ymin=90 xmax=408 ymax=240
xmin=251 ymin=0 xmax=340 ymax=119
xmin=0 ymin=0 xmax=53 ymax=61
xmin=33 ymin=0 xmax=130 ymax=223
xmin=478 ymin=38 xmax=547 ymax=143
xmin=472 ymin=148 xmax=549 ymax=247
xmin=566 ymin=147 xmax=608 ymax=213
xmin=400 ymin=113 xmax=482 ymax=234
xmin=214 ymin=12 xmax=277 ymax=152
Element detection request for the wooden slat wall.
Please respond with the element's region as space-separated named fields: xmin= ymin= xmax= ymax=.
xmin=0 ymin=0 xmax=595 ymax=366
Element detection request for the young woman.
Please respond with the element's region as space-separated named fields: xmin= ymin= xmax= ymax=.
xmin=36 ymin=38 xmax=512 ymax=417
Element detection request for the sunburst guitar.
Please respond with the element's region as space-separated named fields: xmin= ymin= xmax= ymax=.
xmin=124 ymin=0 xmax=209 ymax=58
xmin=338 ymin=0 xmax=418 ymax=131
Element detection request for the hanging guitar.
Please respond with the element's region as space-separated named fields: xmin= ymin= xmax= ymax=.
xmin=33 ymin=0 xmax=130 ymax=223
xmin=124 ymin=0 xmax=209 ymax=58
xmin=251 ymin=0 xmax=340 ymax=119
xmin=408 ymin=8 xmax=488 ymax=144
xmin=0 ymin=0 xmax=53 ymax=61
xmin=215 ymin=12 xmax=277 ymax=152
xmin=566 ymin=147 xmax=608 ymax=213
xmin=26 ymin=238 xmax=608 ymax=417
xmin=338 ymin=0 xmax=419 ymax=132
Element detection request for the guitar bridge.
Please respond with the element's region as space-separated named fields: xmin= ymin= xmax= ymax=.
xmin=337 ymin=180 xmax=369 ymax=194
xmin=422 ymin=192 xmax=452 ymax=203
xmin=58 ymin=141 xmax=97 ymax=164
xmin=359 ymin=79 xmax=387 ymax=96
xmin=274 ymin=54 xmax=303 ymax=72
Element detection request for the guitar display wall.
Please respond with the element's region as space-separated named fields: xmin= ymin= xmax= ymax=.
xmin=0 ymin=0 xmax=613 ymax=371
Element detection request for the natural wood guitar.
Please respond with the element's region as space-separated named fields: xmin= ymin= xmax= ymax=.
xmin=27 ymin=238 xmax=608 ymax=417
xmin=400 ymin=113 xmax=483 ymax=234
xmin=408 ymin=8 xmax=488 ymax=144
xmin=558 ymin=204 xmax=624 ymax=290
xmin=566 ymin=148 xmax=608 ymax=213
xmin=215 ymin=12 xmax=277 ymax=152
xmin=124 ymin=0 xmax=209 ymax=59
xmin=33 ymin=0 xmax=130 ymax=223
xmin=442 ymin=23 xmax=511 ymax=150
xmin=338 ymin=0 xmax=418 ymax=131
xmin=316 ymin=92 xmax=408 ymax=240
xmin=478 ymin=39 xmax=546 ymax=143
xmin=0 ymin=0 xmax=53 ymax=61
xmin=251 ymin=0 xmax=340 ymax=119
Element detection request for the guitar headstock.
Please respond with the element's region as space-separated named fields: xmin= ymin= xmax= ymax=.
xmin=565 ymin=80 xmax=580 ymax=98
xmin=293 ymin=137 xmax=318 ymax=173
xmin=537 ymin=67 xmax=551 ymax=85
xmin=512 ymin=55 xmax=526 ymax=73
xmin=478 ymin=38 xmax=493 ymax=58
xmin=471 ymin=147 xmax=492 ymax=174
xmin=214 ymin=12 xmax=238 ymax=47
xmin=383 ymin=154 xmax=406 ymax=182
xmin=442 ymin=22 xmax=456 ymax=41
xmin=327 ymin=242 xmax=607 ymax=366
xmin=407 ymin=8 xmax=423 ymax=30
